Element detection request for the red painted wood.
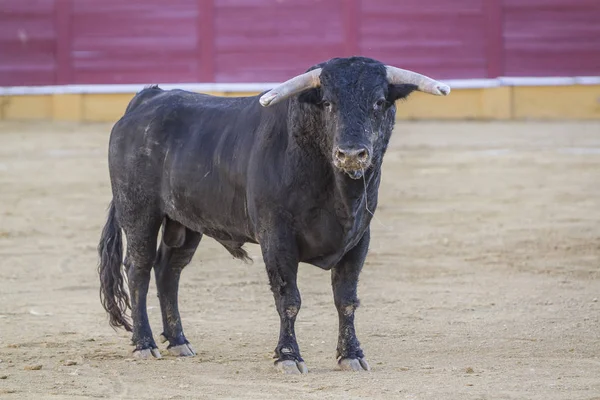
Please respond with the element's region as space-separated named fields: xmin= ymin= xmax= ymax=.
xmin=0 ymin=0 xmax=599 ymax=86
xmin=483 ymin=0 xmax=504 ymax=78
xmin=358 ymin=0 xmax=488 ymax=79
xmin=70 ymin=0 xmax=200 ymax=84
xmin=198 ymin=0 xmax=215 ymax=82
xmin=213 ymin=0 xmax=346 ymax=82
xmin=502 ymin=0 xmax=600 ymax=77
xmin=342 ymin=0 xmax=360 ymax=57
xmin=0 ymin=0 xmax=57 ymax=86
xmin=54 ymin=0 xmax=72 ymax=85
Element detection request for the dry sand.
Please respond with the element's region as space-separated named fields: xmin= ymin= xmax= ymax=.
xmin=0 ymin=120 xmax=599 ymax=399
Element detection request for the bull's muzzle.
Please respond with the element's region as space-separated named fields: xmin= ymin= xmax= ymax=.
xmin=333 ymin=146 xmax=370 ymax=179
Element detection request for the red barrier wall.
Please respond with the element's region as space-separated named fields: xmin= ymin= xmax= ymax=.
xmin=1 ymin=0 xmax=598 ymax=86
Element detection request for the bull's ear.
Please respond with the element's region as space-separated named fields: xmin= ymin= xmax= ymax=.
xmin=387 ymin=83 xmax=419 ymax=102
xmin=298 ymin=88 xmax=322 ymax=105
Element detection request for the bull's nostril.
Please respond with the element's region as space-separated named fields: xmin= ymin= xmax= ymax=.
xmin=357 ymin=150 xmax=368 ymax=160
xmin=335 ymin=150 xmax=346 ymax=161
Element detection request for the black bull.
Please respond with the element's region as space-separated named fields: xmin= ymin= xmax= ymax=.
xmin=98 ymin=56 xmax=449 ymax=374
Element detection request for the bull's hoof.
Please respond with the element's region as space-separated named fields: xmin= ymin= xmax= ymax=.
xmin=132 ymin=347 xmax=162 ymax=359
xmin=275 ymin=359 xmax=309 ymax=375
xmin=338 ymin=357 xmax=370 ymax=372
xmin=160 ymin=334 xmax=196 ymax=357
xmin=167 ymin=343 xmax=196 ymax=357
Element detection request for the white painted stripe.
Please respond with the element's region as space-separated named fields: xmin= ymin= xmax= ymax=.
xmin=498 ymin=76 xmax=600 ymax=86
xmin=444 ymin=79 xmax=500 ymax=89
xmin=0 ymin=83 xmax=279 ymax=96
xmin=574 ymin=76 xmax=600 ymax=85
xmin=498 ymin=77 xmax=576 ymax=86
xmin=1 ymin=77 xmax=598 ymax=96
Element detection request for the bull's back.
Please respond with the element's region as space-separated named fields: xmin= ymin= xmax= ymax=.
xmin=109 ymin=87 xmax=264 ymax=240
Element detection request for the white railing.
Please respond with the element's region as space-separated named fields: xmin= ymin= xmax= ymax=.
xmin=1 ymin=77 xmax=599 ymax=96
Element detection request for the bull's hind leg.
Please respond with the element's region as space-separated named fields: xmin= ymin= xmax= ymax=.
xmin=331 ymin=229 xmax=371 ymax=372
xmin=154 ymin=218 xmax=202 ymax=357
xmin=122 ymin=217 xmax=162 ymax=359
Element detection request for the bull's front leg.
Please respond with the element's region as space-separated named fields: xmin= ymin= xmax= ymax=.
xmin=260 ymin=232 xmax=307 ymax=375
xmin=331 ymin=229 xmax=371 ymax=371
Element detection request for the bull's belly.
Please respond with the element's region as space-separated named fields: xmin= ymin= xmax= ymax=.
xmin=163 ymin=187 xmax=368 ymax=268
xmin=162 ymin=192 xmax=256 ymax=243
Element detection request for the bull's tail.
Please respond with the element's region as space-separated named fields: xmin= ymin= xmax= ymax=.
xmin=98 ymin=201 xmax=132 ymax=331
xmin=124 ymin=84 xmax=164 ymax=114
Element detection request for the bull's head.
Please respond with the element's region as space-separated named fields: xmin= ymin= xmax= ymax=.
xmin=259 ymin=57 xmax=450 ymax=179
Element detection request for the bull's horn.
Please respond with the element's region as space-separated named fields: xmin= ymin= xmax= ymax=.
xmin=259 ymin=68 xmax=322 ymax=107
xmin=385 ymin=66 xmax=450 ymax=96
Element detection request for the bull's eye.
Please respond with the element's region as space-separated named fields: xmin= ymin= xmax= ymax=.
xmin=374 ymin=98 xmax=385 ymax=110
xmin=322 ymin=101 xmax=332 ymax=110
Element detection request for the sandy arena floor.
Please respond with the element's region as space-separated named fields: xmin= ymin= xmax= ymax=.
xmin=0 ymin=120 xmax=599 ymax=400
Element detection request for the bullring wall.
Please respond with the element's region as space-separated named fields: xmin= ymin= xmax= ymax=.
xmin=1 ymin=82 xmax=599 ymax=121
xmin=1 ymin=0 xmax=599 ymax=121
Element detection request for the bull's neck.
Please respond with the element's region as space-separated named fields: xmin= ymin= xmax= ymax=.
xmin=333 ymin=165 xmax=379 ymax=221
